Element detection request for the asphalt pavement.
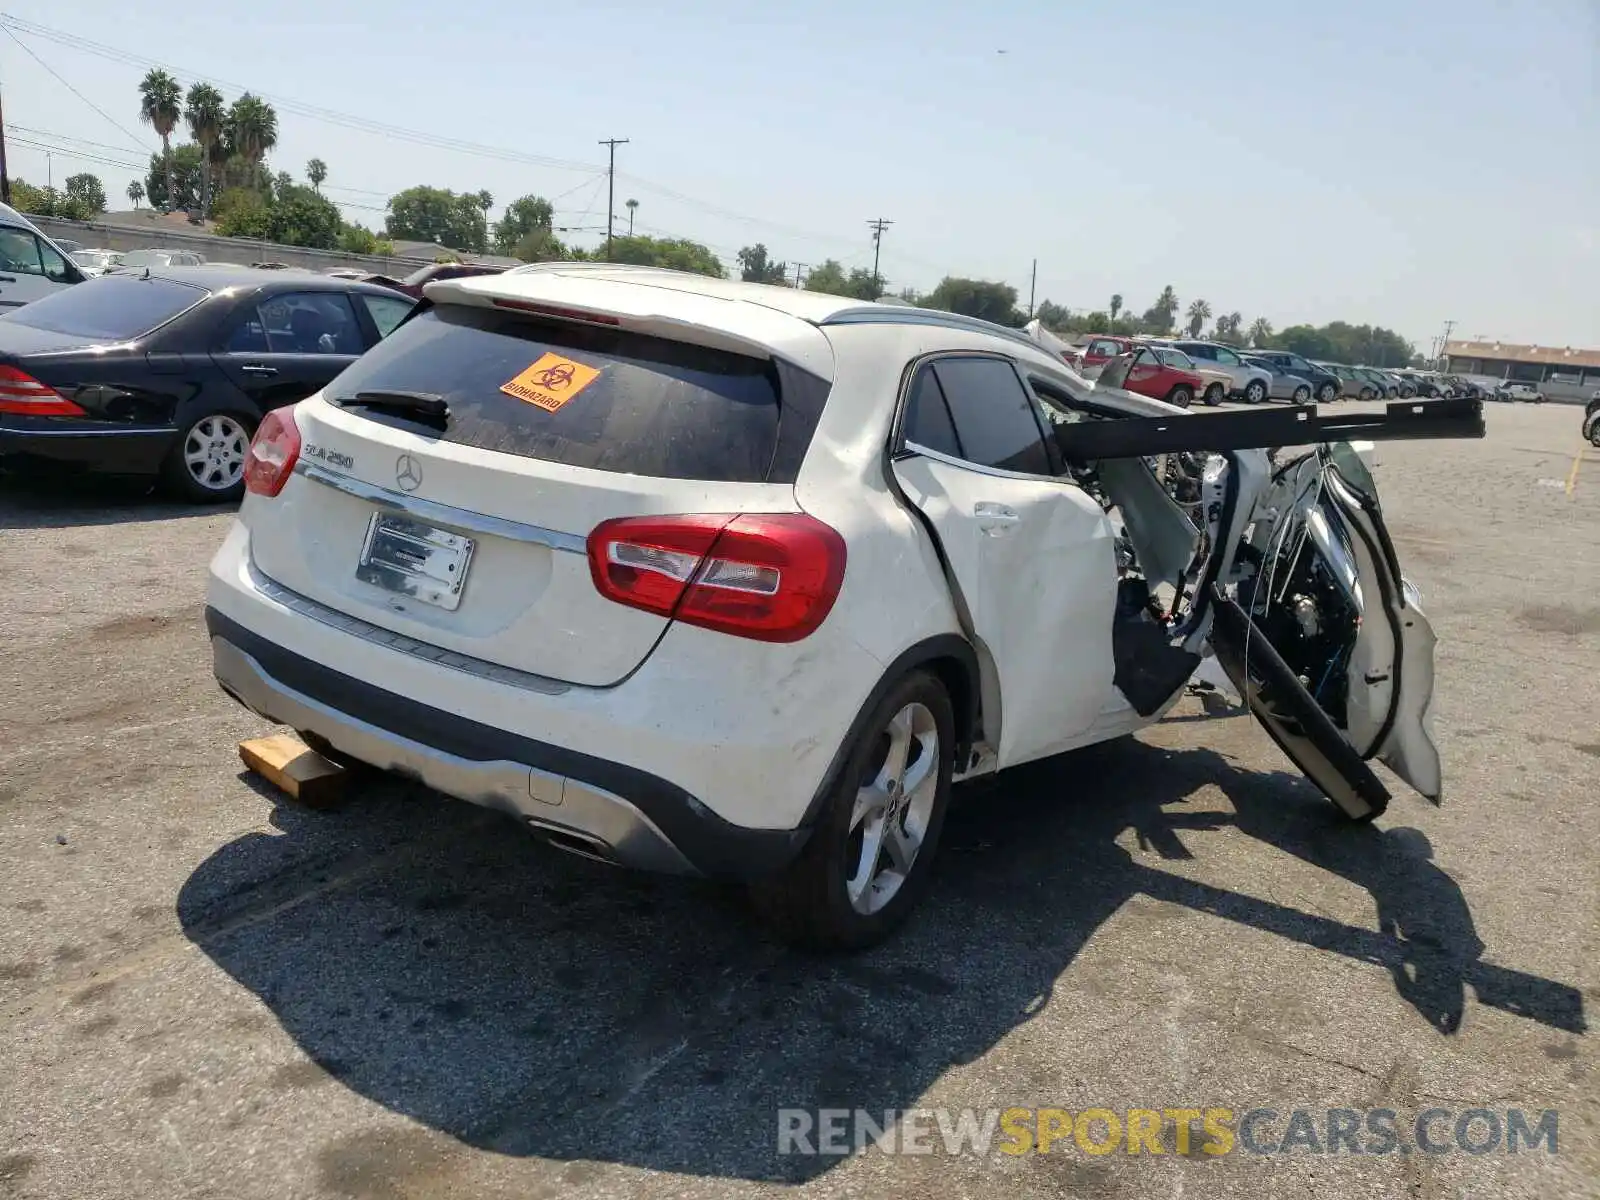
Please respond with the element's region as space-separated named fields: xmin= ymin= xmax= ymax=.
xmin=1 ymin=401 xmax=1595 ymax=1199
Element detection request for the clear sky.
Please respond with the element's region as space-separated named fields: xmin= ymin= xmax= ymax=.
xmin=2 ymin=0 xmax=1595 ymax=351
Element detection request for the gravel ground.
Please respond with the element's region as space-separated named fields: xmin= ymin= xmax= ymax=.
xmin=1 ymin=401 xmax=1595 ymax=1200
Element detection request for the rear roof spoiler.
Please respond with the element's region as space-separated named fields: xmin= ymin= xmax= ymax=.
xmin=1056 ymin=398 xmax=1485 ymax=462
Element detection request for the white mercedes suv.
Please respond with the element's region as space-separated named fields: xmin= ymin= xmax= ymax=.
xmin=207 ymin=264 xmax=1482 ymax=947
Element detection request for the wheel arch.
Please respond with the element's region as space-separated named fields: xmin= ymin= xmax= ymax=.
xmin=795 ymin=634 xmax=983 ymax=833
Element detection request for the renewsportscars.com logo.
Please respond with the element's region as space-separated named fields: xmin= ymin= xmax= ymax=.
xmin=777 ymin=1107 xmax=1560 ymax=1158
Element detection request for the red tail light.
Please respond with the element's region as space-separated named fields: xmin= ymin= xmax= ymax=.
xmin=587 ymin=513 xmax=847 ymax=643
xmin=242 ymin=408 xmax=302 ymax=497
xmin=0 ymin=365 xmax=86 ymax=416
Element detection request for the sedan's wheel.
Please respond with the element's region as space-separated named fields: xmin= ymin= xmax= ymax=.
xmin=1317 ymin=383 xmax=1337 ymax=404
xmin=1359 ymin=387 xmax=1375 ymax=401
xmin=1585 ymin=414 xmax=1600 ymax=448
xmin=1202 ymin=383 xmax=1224 ymax=407
xmin=1244 ymin=380 xmax=1267 ymax=405
xmin=162 ymin=411 xmax=254 ymax=503
xmin=751 ymin=670 xmax=954 ymax=950
xmin=1165 ymin=385 xmax=1194 ymax=408
xmin=1292 ymin=385 xmax=1311 ymax=403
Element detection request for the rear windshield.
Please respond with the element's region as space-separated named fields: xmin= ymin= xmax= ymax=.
xmin=5 ymin=275 xmax=207 ymax=340
xmin=326 ymin=305 xmax=815 ymax=483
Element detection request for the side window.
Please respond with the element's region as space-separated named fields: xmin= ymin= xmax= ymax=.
xmin=903 ymin=367 xmax=961 ymax=457
xmin=357 ymin=292 xmax=415 ymax=340
xmin=260 ymin=291 xmax=365 ymax=354
xmin=1186 ymin=344 xmax=1215 ymax=361
xmin=0 ymin=229 xmax=45 ymax=276
xmin=38 ymin=239 xmax=74 ymax=284
xmin=930 ymin=357 xmax=1052 ymax=475
xmin=1213 ymin=347 xmax=1241 ymax=366
xmin=222 ymin=306 xmax=270 ymax=353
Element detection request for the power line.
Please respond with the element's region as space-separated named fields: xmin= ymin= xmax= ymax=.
xmin=0 ymin=25 xmax=152 ymax=155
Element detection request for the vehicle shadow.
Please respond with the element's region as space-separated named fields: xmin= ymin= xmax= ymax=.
xmin=176 ymin=737 xmax=1585 ymax=1183
xmin=0 ymin=476 xmax=230 ymax=528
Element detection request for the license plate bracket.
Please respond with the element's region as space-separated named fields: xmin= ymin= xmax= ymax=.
xmin=357 ymin=513 xmax=475 ymax=611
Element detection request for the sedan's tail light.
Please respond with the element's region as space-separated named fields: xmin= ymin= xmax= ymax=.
xmin=0 ymin=366 xmax=86 ymax=416
xmin=242 ymin=408 xmax=302 ymax=497
xmin=587 ymin=513 xmax=846 ymax=642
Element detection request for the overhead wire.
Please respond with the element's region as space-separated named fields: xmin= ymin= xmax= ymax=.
xmin=0 ymin=25 xmax=153 ymax=154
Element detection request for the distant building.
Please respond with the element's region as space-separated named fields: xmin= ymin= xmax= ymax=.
xmin=1442 ymin=340 xmax=1600 ymax=402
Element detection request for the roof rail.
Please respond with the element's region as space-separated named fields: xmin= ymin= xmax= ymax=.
xmin=819 ymin=305 xmax=1041 ymax=351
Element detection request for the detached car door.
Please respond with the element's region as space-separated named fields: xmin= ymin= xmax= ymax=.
xmin=890 ymin=355 xmax=1119 ymax=767
xmin=1052 ymin=399 xmax=1484 ymax=820
xmin=211 ymin=290 xmax=366 ymax=413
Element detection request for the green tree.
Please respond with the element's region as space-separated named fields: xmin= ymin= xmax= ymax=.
xmin=922 ymin=277 xmax=1022 ymax=325
xmin=267 ymin=184 xmax=341 ymax=249
xmin=212 ymin=187 xmax=274 ymax=240
xmin=138 ymin=68 xmax=182 ymax=212
xmin=492 ymin=194 xmax=555 ymax=254
xmin=1185 ymin=298 xmax=1212 ymax=338
xmin=1140 ymin=285 xmax=1179 ymax=334
xmin=511 ymin=227 xmax=567 ymax=263
xmin=227 ymin=93 xmax=279 ymax=190
xmin=385 ymin=185 xmax=487 ymax=253
xmin=10 ymin=179 xmax=86 ymax=219
xmin=605 ymin=235 xmax=724 ymax=276
xmin=803 ymin=260 xmax=849 ymax=295
xmin=184 ymin=82 xmax=226 ymax=219
xmin=1247 ymin=317 xmax=1273 ymax=347
xmin=126 ymin=179 xmax=144 ymax=209
xmin=1083 ymin=310 xmax=1110 ymax=333
xmin=62 ymin=173 xmax=106 ymax=216
xmin=145 ymin=143 xmax=206 ymax=213
xmin=1108 ymin=293 xmax=1123 ymax=332
xmin=306 ymin=158 xmax=327 ymax=193
xmin=338 ymin=223 xmax=381 ymax=254
xmin=843 ymin=267 xmax=881 ymax=299
xmin=736 ymin=243 xmax=789 ymax=285
xmin=1212 ymin=311 xmax=1244 ymax=344
xmin=1034 ymin=300 xmax=1073 ymax=331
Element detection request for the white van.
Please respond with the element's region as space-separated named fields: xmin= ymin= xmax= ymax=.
xmin=0 ymin=203 xmax=89 ymax=309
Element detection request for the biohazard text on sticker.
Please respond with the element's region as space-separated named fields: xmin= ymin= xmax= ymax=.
xmin=500 ymin=353 xmax=602 ymax=413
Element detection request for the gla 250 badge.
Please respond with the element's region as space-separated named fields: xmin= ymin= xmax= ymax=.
xmin=301 ymin=444 xmax=355 ymax=471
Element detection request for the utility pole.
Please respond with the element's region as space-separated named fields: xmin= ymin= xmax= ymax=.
xmin=792 ymin=262 xmax=808 ymax=289
xmin=598 ymin=138 xmax=630 ymax=261
xmin=0 ymin=87 xmax=10 ymax=205
xmin=867 ymin=218 xmax=893 ymax=297
xmin=1027 ymin=258 xmax=1037 ymax=319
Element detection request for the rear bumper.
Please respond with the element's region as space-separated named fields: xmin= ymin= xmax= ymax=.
xmin=208 ymin=608 xmax=810 ymax=879
xmin=0 ymin=423 xmax=175 ymax=477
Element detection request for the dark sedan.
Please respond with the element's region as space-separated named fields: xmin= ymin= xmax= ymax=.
xmin=0 ymin=267 xmax=415 ymax=501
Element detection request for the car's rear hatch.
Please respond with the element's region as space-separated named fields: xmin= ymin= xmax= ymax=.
xmin=247 ymin=273 xmax=835 ymax=687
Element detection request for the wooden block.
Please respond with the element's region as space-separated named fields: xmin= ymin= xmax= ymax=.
xmin=239 ymin=733 xmax=348 ymax=809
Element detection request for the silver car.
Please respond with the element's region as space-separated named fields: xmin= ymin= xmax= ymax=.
xmin=1242 ymin=355 xmax=1314 ymax=402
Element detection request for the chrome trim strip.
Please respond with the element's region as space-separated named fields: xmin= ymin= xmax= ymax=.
xmin=294 ymin=461 xmax=587 ymax=554
xmin=246 ymin=559 xmax=572 ymax=696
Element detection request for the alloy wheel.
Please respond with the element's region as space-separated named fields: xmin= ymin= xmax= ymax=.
xmin=1246 ymin=381 xmax=1266 ymax=404
xmin=846 ymin=701 xmax=940 ymax=915
xmin=1294 ymin=386 xmax=1311 ymax=403
xmin=183 ymin=415 xmax=250 ymax=492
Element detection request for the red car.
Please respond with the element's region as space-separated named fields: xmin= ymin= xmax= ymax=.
xmin=1095 ymin=344 xmax=1204 ymax=408
xmin=1075 ymin=334 xmax=1139 ymax=374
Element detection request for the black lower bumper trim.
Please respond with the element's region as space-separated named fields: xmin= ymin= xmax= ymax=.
xmin=205 ymin=607 xmax=810 ymax=879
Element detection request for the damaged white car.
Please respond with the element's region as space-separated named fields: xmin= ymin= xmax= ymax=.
xmin=206 ymin=265 xmax=1484 ymax=948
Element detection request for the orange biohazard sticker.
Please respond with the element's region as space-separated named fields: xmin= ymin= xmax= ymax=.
xmin=500 ymin=353 xmax=602 ymax=413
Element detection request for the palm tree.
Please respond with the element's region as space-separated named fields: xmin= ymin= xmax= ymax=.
xmin=227 ymin=94 xmax=279 ymax=191
xmin=1186 ymin=298 xmax=1213 ymax=338
xmin=138 ymin=69 xmax=183 ymax=212
xmin=183 ymin=82 xmax=226 ymax=219
xmin=306 ymin=158 xmax=327 ymax=193
xmin=1248 ymin=316 xmax=1274 ymax=347
xmin=1108 ymin=293 xmax=1123 ymax=332
xmin=127 ymin=179 xmax=144 ymax=209
xmin=1155 ymin=284 xmax=1179 ymax=332
xmin=625 ymin=197 xmax=638 ymax=235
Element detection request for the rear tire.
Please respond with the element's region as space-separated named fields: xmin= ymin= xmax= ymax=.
xmin=1317 ymin=383 xmax=1337 ymax=404
xmin=1358 ymin=387 xmax=1375 ymax=401
xmin=1202 ymin=383 xmax=1224 ymax=407
xmin=1244 ymin=380 xmax=1267 ymax=405
xmin=750 ymin=670 xmax=954 ymax=951
xmin=1165 ymin=385 xmax=1194 ymax=409
xmin=1292 ymin=385 xmax=1311 ymax=403
xmin=1585 ymin=413 xmax=1600 ymax=448
xmin=161 ymin=409 xmax=255 ymax=503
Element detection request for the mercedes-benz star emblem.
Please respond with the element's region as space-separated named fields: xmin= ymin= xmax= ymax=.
xmin=395 ymin=454 xmax=423 ymax=492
